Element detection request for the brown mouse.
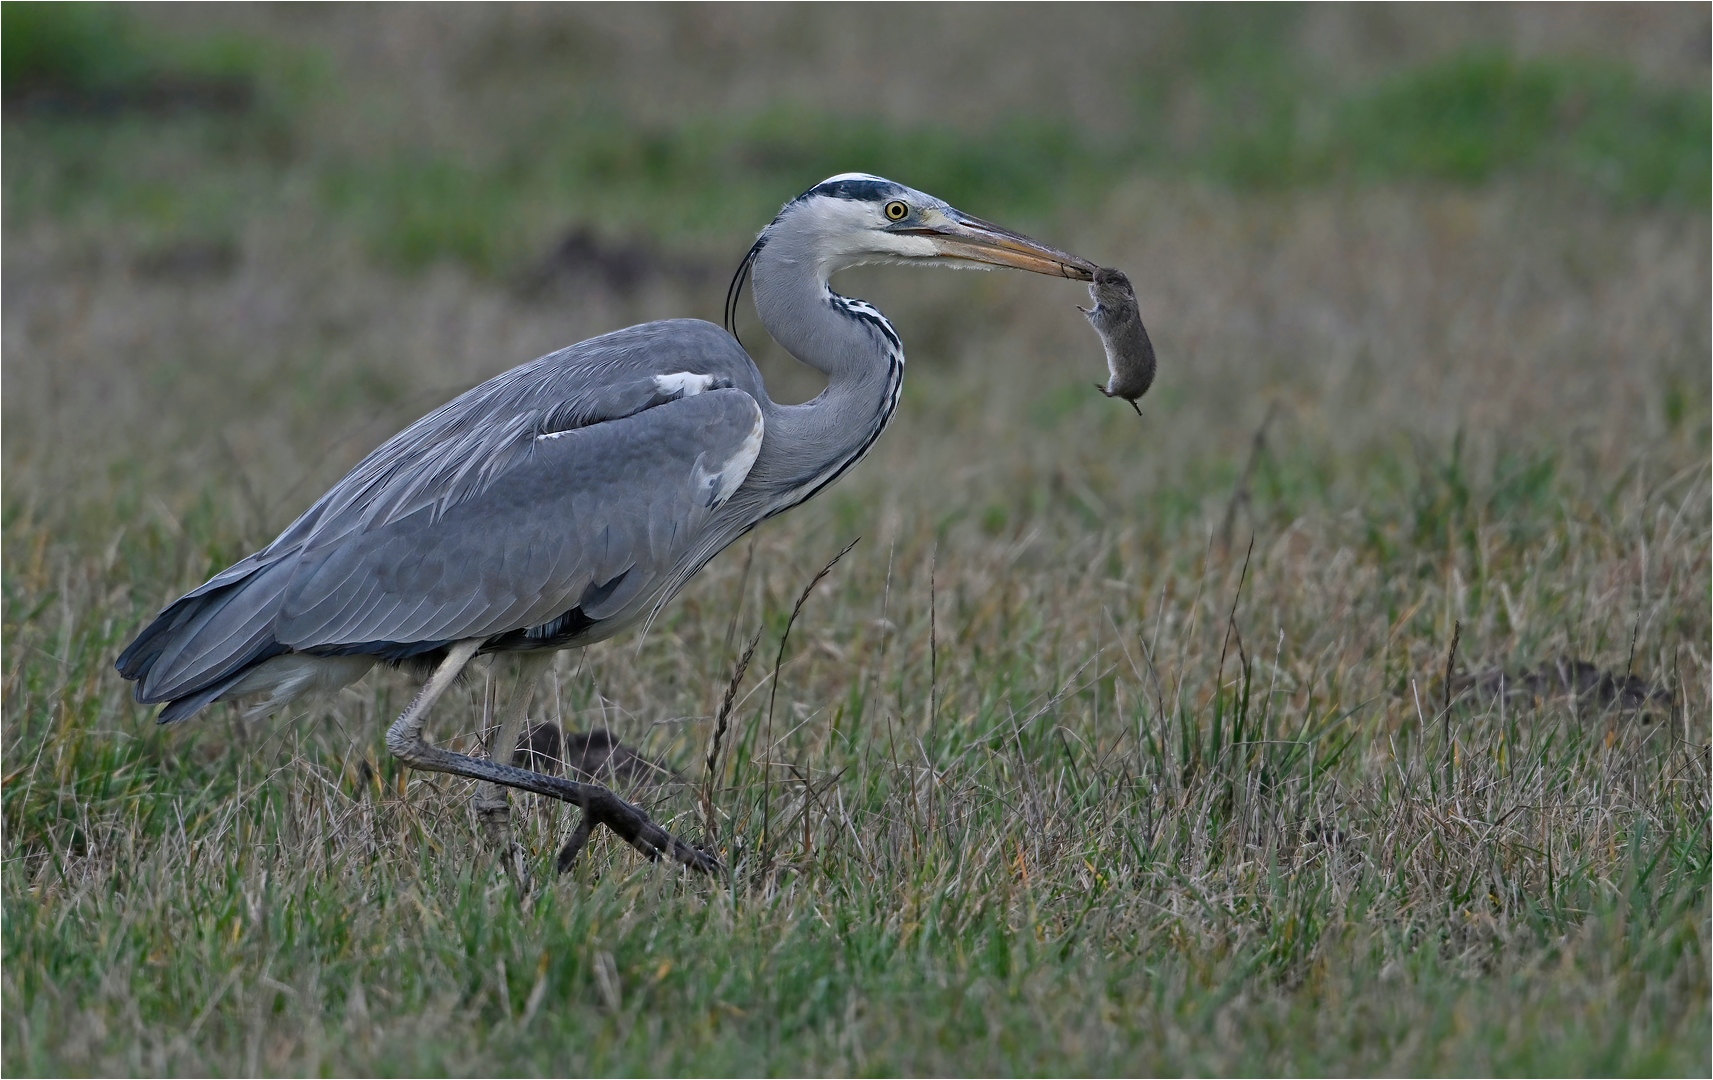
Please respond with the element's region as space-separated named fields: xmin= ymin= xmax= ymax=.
xmin=1081 ymin=267 xmax=1156 ymax=415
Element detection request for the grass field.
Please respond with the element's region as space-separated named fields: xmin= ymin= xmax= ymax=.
xmin=4 ymin=5 xmax=1709 ymax=1075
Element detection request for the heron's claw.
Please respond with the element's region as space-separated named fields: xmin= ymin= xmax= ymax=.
xmin=555 ymin=813 xmax=594 ymax=874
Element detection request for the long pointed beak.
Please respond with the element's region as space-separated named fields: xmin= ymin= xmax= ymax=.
xmin=904 ymin=213 xmax=1098 ymax=281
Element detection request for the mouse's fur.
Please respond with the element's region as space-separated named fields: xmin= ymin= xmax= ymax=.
xmin=1080 ymin=267 xmax=1156 ymax=415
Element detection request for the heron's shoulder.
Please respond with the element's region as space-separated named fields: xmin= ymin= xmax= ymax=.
xmin=545 ymin=318 xmax=747 ymax=370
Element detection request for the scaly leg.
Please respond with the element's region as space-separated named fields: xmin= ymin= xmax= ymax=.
xmin=386 ymin=641 xmax=720 ymax=874
xmin=476 ymin=651 xmax=553 ymax=893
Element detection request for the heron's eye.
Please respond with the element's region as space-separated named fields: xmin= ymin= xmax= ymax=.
xmin=883 ymin=200 xmax=909 ymax=222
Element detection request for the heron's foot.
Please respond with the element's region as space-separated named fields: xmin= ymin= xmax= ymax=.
xmin=385 ymin=644 xmax=721 ymax=876
xmin=476 ymin=792 xmax=533 ymax=896
xmin=554 ymin=792 xmax=721 ymax=876
xmin=555 ymin=812 xmax=595 ymax=875
xmin=502 ymin=840 xmax=533 ymax=897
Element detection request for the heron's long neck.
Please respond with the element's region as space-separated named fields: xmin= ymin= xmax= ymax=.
xmin=744 ymin=241 xmax=904 ymax=514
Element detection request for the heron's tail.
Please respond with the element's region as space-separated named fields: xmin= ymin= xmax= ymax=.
xmin=115 ymin=559 xmax=296 ymax=723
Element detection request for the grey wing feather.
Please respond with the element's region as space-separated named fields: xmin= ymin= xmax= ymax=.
xmin=277 ymin=319 xmax=756 ymax=548
xmin=275 ymin=389 xmax=763 ymax=650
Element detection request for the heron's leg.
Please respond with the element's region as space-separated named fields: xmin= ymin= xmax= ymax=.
xmin=386 ymin=640 xmax=484 ymax=765
xmin=475 ymin=651 xmax=553 ymax=893
xmin=386 ymin=641 xmax=720 ymax=875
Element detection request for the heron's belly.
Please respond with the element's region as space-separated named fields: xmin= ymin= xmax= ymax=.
xmin=222 ymin=653 xmax=377 ymax=718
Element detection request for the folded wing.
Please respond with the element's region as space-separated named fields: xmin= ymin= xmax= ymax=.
xmin=118 ymin=321 xmax=764 ymax=716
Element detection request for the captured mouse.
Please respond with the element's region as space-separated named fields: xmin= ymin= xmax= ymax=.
xmin=1081 ymin=267 xmax=1156 ymax=415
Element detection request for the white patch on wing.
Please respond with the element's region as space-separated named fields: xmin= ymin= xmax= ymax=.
xmin=692 ymin=406 xmax=765 ymax=510
xmin=536 ymin=374 xmax=724 ymax=443
xmin=654 ymin=371 xmax=719 ymax=398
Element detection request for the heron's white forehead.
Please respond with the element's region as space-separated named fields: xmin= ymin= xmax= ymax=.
xmin=817 ymin=172 xmax=890 ymax=187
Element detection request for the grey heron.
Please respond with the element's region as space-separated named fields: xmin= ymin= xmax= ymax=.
xmin=116 ymin=173 xmax=1099 ymax=877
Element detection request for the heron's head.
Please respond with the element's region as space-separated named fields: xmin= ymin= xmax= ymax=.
xmin=727 ymin=173 xmax=1098 ymax=334
xmin=763 ymin=173 xmax=1097 ymax=280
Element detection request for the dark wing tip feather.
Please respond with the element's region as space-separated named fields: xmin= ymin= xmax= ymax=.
xmin=155 ymin=682 xmax=232 ymax=725
xmin=115 ymin=594 xmax=206 ymax=680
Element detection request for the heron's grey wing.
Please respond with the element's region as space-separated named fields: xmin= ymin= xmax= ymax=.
xmin=273 ymin=320 xmax=759 ymax=551
xmin=123 ymin=318 xmax=760 ymax=704
xmin=271 ymin=388 xmax=764 ymax=651
xmin=150 ymin=323 xmax=752 ymax=607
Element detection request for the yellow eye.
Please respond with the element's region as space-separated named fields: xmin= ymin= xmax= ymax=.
xmin=884 ymin=200 xmax=909 ymax=221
